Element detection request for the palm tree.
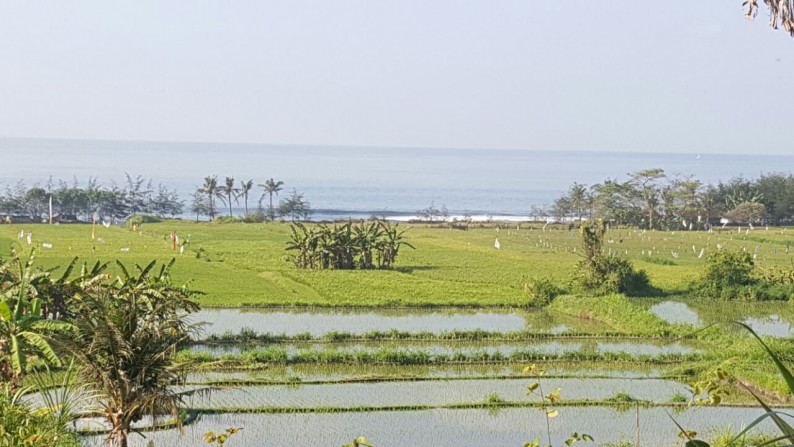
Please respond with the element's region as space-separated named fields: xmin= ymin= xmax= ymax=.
xmin=198 ymin=176 xmax=222 ymax=220
xmin=239 ymin=179 xmax=254 ymax=217
xmin=567 ymin=183 xmax=588 ymax=221
xmin=219 ymin=176 xmax=238 ymax=217
xmin=67 ymin=259 xmax=200 ymax=447
xmin=259 ymin=178 xmax=284 ymax=221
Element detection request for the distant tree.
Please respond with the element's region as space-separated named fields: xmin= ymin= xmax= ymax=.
xmin=417 ymin=201 xmax=448 ymax=222
xmin=259 ymin=178 xmax=284 ymax=221
xmin=552 ymin=196 xmax=572 ymax=222
xmin=278 ymin=189 xmax=311 ymax=221
xmin=698 ymin=185 xmax=722 ymax=227
xmin=726 ymin=201 xmax=766 ymax=224
xmin=628 ymin=168 xmax=665 ymax=230
xmin=123 ymin=173 xmax=153 ymax=215
xmin=21 ymin=187 xmax=48 ymax=221
xmin=239 ymin=179 xmax=254 ymax=217
xmin=199 ymin=176 xmax=223 ymax=220
xmin=590 ymin=180 xmax=632 ymax=225
xmin=190 ymin=189 xmax=210 ymax=222
xmin=219 ymin=176 xmax=238 ymax=217
xmin=669 ymin=176 xmax=703 ymax=229
xmin=53 ymin=179 xmax=89 ymax=221
xmin=96 ymin=183 xmax=128 ymax=223
xmin=151 ymin=184 xmax=183 ymax=218
xmin=567 ymin=183 xmax=588 ymax=221
xmin=755 ymin=173 xmax=794 ymax=225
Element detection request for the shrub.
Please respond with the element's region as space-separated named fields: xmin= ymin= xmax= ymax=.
xmin=239 ymin=212 xmax=266 ymax=223
xmin=693 ymin=250 xmax=794 ymax=300
xmin=522 ymin=277 xmax=566 ymax=306
xmin=213 ymin=215 xmax=238 ymax=224
xmin=125 ymin=213 xmax=163 ymax=228
xmin=573 ymin=220 xmax=653 ymax=296
xmin=0 ymin=385 xmax=80 ymax=447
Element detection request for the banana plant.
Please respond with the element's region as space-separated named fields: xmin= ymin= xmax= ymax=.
xmin=0 ymin=250 xmax=75 ymax=386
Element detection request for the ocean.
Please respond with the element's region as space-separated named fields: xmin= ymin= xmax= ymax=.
xmin=0 ymin=138 xmax=791 ymax=221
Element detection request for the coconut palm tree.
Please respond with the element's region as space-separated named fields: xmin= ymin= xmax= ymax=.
xmin=198 ymin=176 xmax=222 ymax=220
xmin=259 ymin=178 xmax=284 ymax=221
xmin=67 ymin=259 xmax=200 ymax=447
xmin=219 ymin=176 xmax=238 ymax=217
xmin=567 ymin=183 xmax=588 ymax=222
xmin=239 ymin=179 xmax=254 ymax=217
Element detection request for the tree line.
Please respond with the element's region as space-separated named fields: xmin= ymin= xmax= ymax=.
xmin=548 ymin=169 xmax=794 ymax=229
xmin=191 ymin=175 xmax=311 ymax=222
xmin=0 ymin=174 xmax=183 ymax=223
xmin=0 ymin=174 xmax=313 ymax=223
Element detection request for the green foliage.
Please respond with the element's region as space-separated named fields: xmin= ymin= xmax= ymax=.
xmin=706 ymin=427 xmax=782 ymax=447
xmin=278 ymin=189 xmax=311 ymax=221
xmin=643 ymin=256 xmax=676 ymax=266
xmin=213 ymin=216 xmax=239 ymax=224
xmin=604 ymin=392 xmax=640 ymax=403
xmin=0 ymin=384 xmax=80 ymax=447
xmin=522 ymin=277 xmax=566 ymax=306
xmin=524 ymin=363 xmax=593 ymax=447
xmin=549 ymin=294 xmax=672 ymax=336
xmin=67 ymin=259 xmax=201 ymax=447
xmin=574 ymin=220 xmax=653 ymax=296
xmin=672 ymin=323 xmax=794 ymax=447
xmin=483 ymin=391 xmax=504 ymax=405
xmin=700 ymin=250 xmax=755 ymax=291
xmin=693 ymin=250 xmax=794 ymax=300
xmin=286 ymin=220 xmax=414 ymax=270
xmin=125 ymin=214 xmax=164 ymax=227
xmin=0 ymin=250 xmax=76 ymax=385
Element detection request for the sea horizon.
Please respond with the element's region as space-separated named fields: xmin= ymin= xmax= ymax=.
xmin=1 ymin=137 xmax=792 ymax=220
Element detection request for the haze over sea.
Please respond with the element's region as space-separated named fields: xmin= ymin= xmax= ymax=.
xmin=1 ymin=138 xmax=792 ymax=221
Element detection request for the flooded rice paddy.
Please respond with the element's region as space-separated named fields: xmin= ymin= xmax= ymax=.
xmin=176 ymin=378 xmax=686 ymax=409
xmin=81 ymin=407 xmax=777 ymax=447
xmin=194 ymin=303 xmax=794 ymax=339
xmin=648 ymin=300 xmax=794 ymax=338
xmin=189 ymin=308 xmax=611 ymax=338
xmin=77 ymin=304 xmax=791 ymax=446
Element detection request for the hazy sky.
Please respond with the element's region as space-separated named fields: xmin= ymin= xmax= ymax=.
xmin=1 ymin=1 xmax=791 ymax=154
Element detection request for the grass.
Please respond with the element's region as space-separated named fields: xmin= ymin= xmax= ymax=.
xmin=198 ymin=328 xmax=689 ymax=344
xmin=4 ymin=221 xmax=794 ymax=307
xmin=176 ymin=345 xmax=702 ymax=366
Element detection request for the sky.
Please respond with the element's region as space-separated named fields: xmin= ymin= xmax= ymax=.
xmin=0 ymin=1 xmax=792 ymax=154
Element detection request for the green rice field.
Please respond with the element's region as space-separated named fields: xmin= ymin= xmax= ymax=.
xmin=5 ymin=221 xmax=794 ymax=446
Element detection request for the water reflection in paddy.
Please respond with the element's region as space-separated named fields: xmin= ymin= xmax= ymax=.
xmin=176 ymin=378 xmax=685 ymax=409
xmin=81 ymin=407 xmax=776 ymax=447
xmin=189 ymin=308 xmax=611 ymax=338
